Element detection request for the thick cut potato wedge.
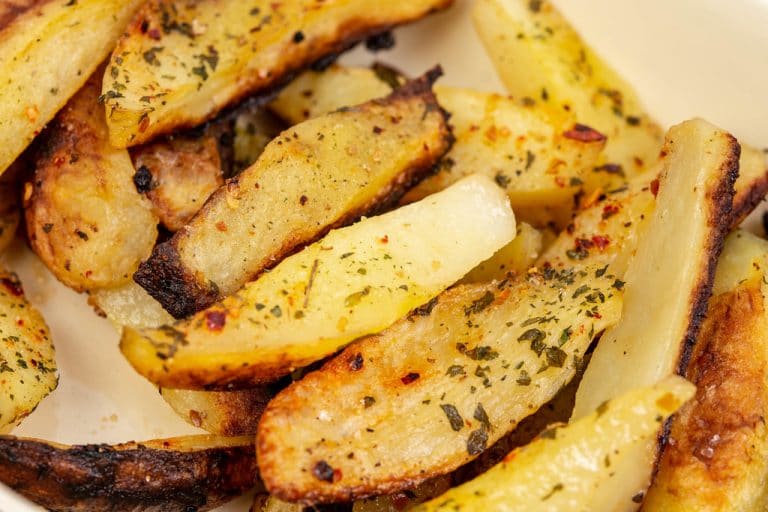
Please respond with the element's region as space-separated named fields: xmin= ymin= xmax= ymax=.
xmin=460 ymin=222 xmax=542 ymax=283
xmin=472 ymin=0 xmax=662 ymax=175
xmin=103 ymin=0 xmax=452 ymax=147
xmin=0 ymin=0 xmax=143 ymax=175
xmin=643 ymin=232 xmax=768 ymax=512
xmin=131 ymin=133 xmax=224 ymax=232
xmin=257 ymin=263 xmax=621 ymax=503
xmin=161 ymin=387 xmax=273 ymax=436
xmin=0 ymin=268 xmax=57 ymax=433
xmin=569 ymin=119 xmax=738 ymax=509
xmin=122 ymin=174 xmax=516 ymax=390
xmin=134 ymin=71 xmax=453 ymax=318
xmin=412 ymin=377 xmax=694 ymax=512
xmin=0 ymin=434 xmax=258 ymax=512
xmin=0 ymin=179 xmax=19 ymax=253
xmin=24 ymin=68 xmax=159 ymax=292
xmin=271 ymin=66 xmax=607 ymax=227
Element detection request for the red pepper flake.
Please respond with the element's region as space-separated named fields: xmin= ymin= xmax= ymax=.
xmin=401 ymin=372 xmax=420 ymax=385
xmin=563 ymin=124 xmax=606 ymax=143
xmin=602 ymin=204 xmax=620 ymax=219
xmin=215 ymin=221 xmax=227 ymax=232
xmin=650 ymin=178 xmax=660 ymax=197
xmin=379 ymin=235 xmax=389 ymax=244
xmin=299 ymin=195 xmax=308 ymax=206
xmin=591 ymin=235 xmax=610 ymax=250
xmin=205 ymin=311 xmax=226 ymax=331
xmin=16 ymin=319 xmax=24 ymax=327
xmin=0 ymin=276 xmax=23 ymax=296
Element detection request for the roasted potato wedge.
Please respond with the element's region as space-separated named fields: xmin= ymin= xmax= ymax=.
xmin=257 ymin=263 xmax=621 ymax=503
xmin=0 ymin=0 xmax=144 ymax=175
xmin=103 ymin=0 xmax=452 ymax=147
xmin=0 ymin=179 xmax=19 ymax=254
xmin=459 ymin=222 xmax=542 ymax=283
xmin=271 ymin=65 xmax=607 ymax=227
xmin=161 ymin=387 xmax=273 ymax=436
xmin=643 ymin=232 xmax=768 ymax=512
xmin=412 ymin=377 xmax=694 ymax=512
xmin=134 ymin=70 xmax=453 ymax=318
xmin=0 ymin=268 xmax=57 ymax=433
xmin=569 ymin=119 xmax=738 ymax=508
xmin=123 ymin=174 xmax=516 ymax=389
xmin=24 ymin=67 xmax=159 ymax=292
xmin=472 ymin=0 xmax=662 ymax=176
xmin=0 ymin=434 xmax=258 ymax=512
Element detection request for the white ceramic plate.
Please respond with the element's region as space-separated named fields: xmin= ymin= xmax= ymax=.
xmin=2 ymin=0 xmax=767 ymax=510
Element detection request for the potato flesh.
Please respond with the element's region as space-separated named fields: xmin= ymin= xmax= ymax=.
xmin=24 ymin=68 xmax=159 ymax=292
xmin=412 ymin=377 xmax=694 ymax=512
xmin=256 ymin=264 xmax=621 ymax=502
xmin=271 ymin=66 xmax=607 ymax=227
xmin=134 ymin=72 xmax=453 ymax=318
xmin=122 ymin=174 xmax=516 ymax=389
xmin=0 ymin=0 xmax=143 ymax=175
xmin=460 ymin=222 xmax=542 ymax=283
xmin=472 ymin=0 xmax=662 ymax=175
xmin=0 ymin=269 xmax=57 ymax=433
xmin=643 ymin=232 xmax=768 ymax=512
xmin=104 ymin=0 xmax=451 ymax=147
xmin=89 ymin=281 xmax=174 ymax=331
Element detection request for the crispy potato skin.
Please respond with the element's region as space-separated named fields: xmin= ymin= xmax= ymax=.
xmin=0 ymin=179 xmax=19 ymax=253
xmin=732 ymin=145 xmax=768 ymax=227
xmin=134 ymin=70 xmax=453 ymax=318
xmin=24 ymin=68 xmax=159 ymax=292
xmin=644 ymin=274 xmax=768 ymax=511
xmin=161 ymin=387 xmax=274 ymax=436
xmin=104 ymin=0 xmax=453 ymax=147
xmin=0 ymin=435 xmax=258 ymax=512
xmin=132 ymin=135 xmax=224 ymax=232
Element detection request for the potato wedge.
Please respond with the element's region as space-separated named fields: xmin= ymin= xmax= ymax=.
xmin=568 ymin=119 xmax=738 ymax=509
xmin=161 ymin=387 xmax=273 ymax=436
xmin=257 ymin=263 xmax=621 ymax=502
xmin=134 ymin=70 xmax=453 ymax=318
xmin=643 ymin=232 xmax=768 ymax=512
xmin=270 ymin=66 xmax=607 ymax=227
xmin=0 ymin=179 xmax=19 ymax=254
xmin=0 ymin=0 xmax=143 ymax=175
xmin=24 ymin=67 xmax=159 ymax=292
xmin=0 ymin=268 xmax=57 ymax=433
xmin=412 ymin=377 xmax=694 ymax=512
xmin=103 ymin=0 xmax=452 ymax=147
xmin=123 ymin=174 xmax=516 ymax=389
xmin=0 ymin=434 xmax=258 ymax=512
xmin=472 ymin=0 xmax=662 ymax=175
xmin=459 ymin=222 xmax=542 ymax=283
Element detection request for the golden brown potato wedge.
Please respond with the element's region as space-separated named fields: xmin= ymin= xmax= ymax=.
xmin=570 ymin=119 xmax=738 ymax=508
xmin=0 ymin=0 xmax=144 ymax=175
xmin=0 ymin=179 xmax=19 ymax=253
xmin=134 ymin=70 xmax=453 ymax=318
xmin=472 ymin=0 xmax=663 ymax=176
xmin=270 ymin=66 xmax=607 ymax=228
xmin=0 ymin=268 xmax=57 ymax=433
xmin=257 ymin=263 xmax=621 ymax=503
xmin=643 ymin=232 xmax=768 ymax=512
xmin=161 ymin=387 xmax=273 ymax=436
xmin=103 ymin=0 xmax=452 ymax=147
xmin=0 ymin=434 xmax=258 ymax=512
xmin=412 ymin=377 xmax=694 ymax=512
xmin=24 ymin=67 xmax=159 ymax=292
xmin=122 ymin=175 xmax=517 ymax=389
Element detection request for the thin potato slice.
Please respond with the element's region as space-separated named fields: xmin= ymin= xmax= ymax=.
xmin=569 ymin=119 xmax=738 ymax=509
xmin=24 ymin=68 xmax=159 ymax=292
xmin=472 ymin=0 xmax=662 ymax=175
xmin=134 ymin=70 xmax=453 ymax=318
xmin=160 ymin=387 xmax=273 ymax=436
xmin=643 ymin=232 xmax=768 ymax=511
xmin=412 ymin=377 xmax=694 ymax=512
xmin=271 ymin=66 xmax=607 ymax=227
xmin=0 ymin=0 xmax=144 ymax=175
xmin=0 ymin=269 xmax=57 ymax=433
xmin=0 ymin=434 xmax=258 ymax=512
xmin=122 ymin=174 xmax=516 ymax=389
xmin=104 ymin=0 xmax=452 ymax=147
xmin=257 ymin=264 xmax=621 ymax=503
xmin=459 ymin=222 xmax=542 ymax=283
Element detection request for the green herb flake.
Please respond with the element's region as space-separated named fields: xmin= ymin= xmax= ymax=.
xmin=440 ymin=404 xmax=464 ymax=431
